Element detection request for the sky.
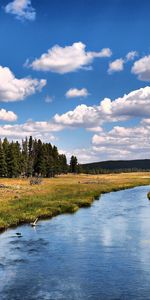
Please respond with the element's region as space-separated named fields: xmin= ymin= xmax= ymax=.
xmin=0 ymin=0 xmax=150 ymax=163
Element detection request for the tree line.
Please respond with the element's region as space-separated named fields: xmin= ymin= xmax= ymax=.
xmin=0 ymin=137 xmax=79 ymax=178
xmin=81 ymin=159 xmax=150 ymax=174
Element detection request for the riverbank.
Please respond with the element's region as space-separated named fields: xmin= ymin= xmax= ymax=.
xmin=0 ymin=173 xmax=150 ymax=232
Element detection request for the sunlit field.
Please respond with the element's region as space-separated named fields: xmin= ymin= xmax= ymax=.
xmin=0 ymin=173 xmax=150 ymax=231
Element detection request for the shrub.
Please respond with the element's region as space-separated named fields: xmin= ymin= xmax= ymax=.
xmin=30 ymin=177 xmax=43 ymax=185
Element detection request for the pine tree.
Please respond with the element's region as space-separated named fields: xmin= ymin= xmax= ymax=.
xmin=52 ymin=145 xmax=59 ymax=176
xmin=0 ymin=137 xmax=71 ymax=178
xmin=0 ymin=141 xmax=7 ymax=177
xmin=34 ymin=139 xmax=46 ymax=176
xmin=6 ymin=143 xmax=19 ymax=178
xmin=59 ymin=154 xmax=68 ymax=174
xmin=27 ymin=136 xmax=34 ymax=176
xmin=3 ymin=138 xmax=9 ymax=154
xmin=45 ymin=143 xmax=53 ymax=177
xmin=21 ymin=138 xmax=28 ymax=176
xmin=70 ymin=156 xmax=78 ymax=173
xmin=14 ymin=141 xmax=22 ymax=174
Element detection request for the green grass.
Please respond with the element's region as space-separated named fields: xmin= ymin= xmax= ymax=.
xmin=0 ymin=172 xmax=150 ymax=231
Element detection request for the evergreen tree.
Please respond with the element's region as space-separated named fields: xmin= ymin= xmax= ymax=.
xmin=0 ymin=136 xmax=72 ymax=178
xmin=59 ymin=154 xmax=68 ymax=174
xmin=70 ymin=156 xmax=78 ymax=173
xmin=27 ymin=136 xmax=34 ymax=176
xmin=34 ymin=139 xmax=46 ymax=176
xmin=0 ymin=141 xmax=7 ymax=177
xmin=52 ymin=145 xmax=59 ymax=175
xmin=21 ymin=138 xmax=28 ymax=176
xmin=3 ymin=138 xmax=9 ymax=154
xmin=14 ymin=141 xmax=22 ymax=174
xmin=6 ymin=142 xmax=19 ymax=177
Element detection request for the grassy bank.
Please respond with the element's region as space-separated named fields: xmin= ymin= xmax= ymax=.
xmin=0 ymin=172 xmax=150 ymax=232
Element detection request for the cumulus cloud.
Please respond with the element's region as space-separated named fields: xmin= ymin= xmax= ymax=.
xmin=108 ymin=58 xmax=124 ymax=74
xmin=132 ymin=55 xmax=150 ymax=81
xmin=27 ymin=42 xmax=112 ymax=74
xmin=92 ymin=122 xmax=150 ymax=160
xmin=49 ymin=86 xmax=150 ymax=161
xmin=5 ymin=117 xmax=150 ymax=162
xmin=1 ymin=82 xmax=150 ymax=162
xmin=65 ymin=88 xmax=89 ymax=98
xmin=0 ymin=119 xmax=64 ymax=141
xmin=0 ymin=66 xmax=46 ymax=102
xmin=0 ymin=109 xmax=17 ymax=122
xmin=102 ymin=86 xmax=150 ymax=118
xmin=53 ymin=86 xmax=150 ymax=129
xmin=53 ymin=101 xmax=119 ymax=128
xmin=126 ymin=51 xmax=138 ymax=61
xmin=60 ymin=117 xmax=150 ymax=162
xmin=108 ymin=50 xmax=138 ymax=74
xmin=54 ymin=104 xmax=100 ymax=127
xmin=59 ymin=147 xmax=100 ymax=164
xmin=4 ymin=0 xmax=36 ymax=21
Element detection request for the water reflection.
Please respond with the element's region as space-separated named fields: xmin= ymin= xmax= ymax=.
xmin=0 ymin=186 xmax=150 ymax=299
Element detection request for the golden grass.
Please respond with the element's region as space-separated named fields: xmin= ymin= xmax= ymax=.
xmin=0 ymin=172 xmax=150 ymax=231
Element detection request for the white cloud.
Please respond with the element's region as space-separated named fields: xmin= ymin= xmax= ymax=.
xmin=86 ymin=126 xmax=103 ymax=133
xmin=0 ymin=119 xmax=64 ymax=141
xmin=126 ymin=51 xmax=138 ymax=61
xmin=60 ymin=147 xmax=100 ymax=164
xmin=60 ymin=117 xmax=150 ymax=162
xmin=108 ymin=50 xmax=138 ymax=74
xmin=108 ymin=58 xmax=124 ymax=74
xmin=54 ymin=86 xmax=150 ymax=129
xmin=0 ymin=66 xmax=46 ymax=102
xmin=92 ymin=122 xmax=150 ymax=160
xmin=18 ymin=120 xmax=63 ymax=133
xmin=95 ymin=48 xmax=112 ymax=57
xmin=4 ymin=0 xmax=36 ymax=21
xmin=54 ymin=104 xmax=100 ymax=127
xmin=132 ymin=55 xmax=150 ymax=81
xmin=102 ymin=86 xmax=150 ymax=118
xmin=65 ymin=88 xmax=89 ymax=98
xmin=0 ymin=109 xmax=17 ymax=122
xmin=52 ymin=86 xmax=150 ymax=161
xmin=28 ymin=42 xmax=112 ymax=74
xmin=141 ymin=118 xmax=150 ymax=126
xmin=1 ymin=82 xmax=150 ymax=162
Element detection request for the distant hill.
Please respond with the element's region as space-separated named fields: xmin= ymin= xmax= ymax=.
xmin=81 ymin=159 xmax=150 ymax=174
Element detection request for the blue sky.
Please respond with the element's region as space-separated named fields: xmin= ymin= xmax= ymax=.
xmin=0 ymin=0 xmax=150 ymax=162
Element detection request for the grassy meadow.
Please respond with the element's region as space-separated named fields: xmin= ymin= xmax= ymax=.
xmin=0 ymin=172 xmax=150 ymax=232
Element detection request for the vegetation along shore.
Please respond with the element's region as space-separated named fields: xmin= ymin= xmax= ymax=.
xmin=0 ymin=172 xmax=150 ymax=232
xmin=147 ymin=191 xmax=150 ymax=200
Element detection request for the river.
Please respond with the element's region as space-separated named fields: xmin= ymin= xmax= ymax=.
xmin=0 ymin=186 xmax=150 ymax=299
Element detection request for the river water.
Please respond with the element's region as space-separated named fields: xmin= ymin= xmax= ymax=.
xmin=0 ymin=186 xmax=150 ymax=300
